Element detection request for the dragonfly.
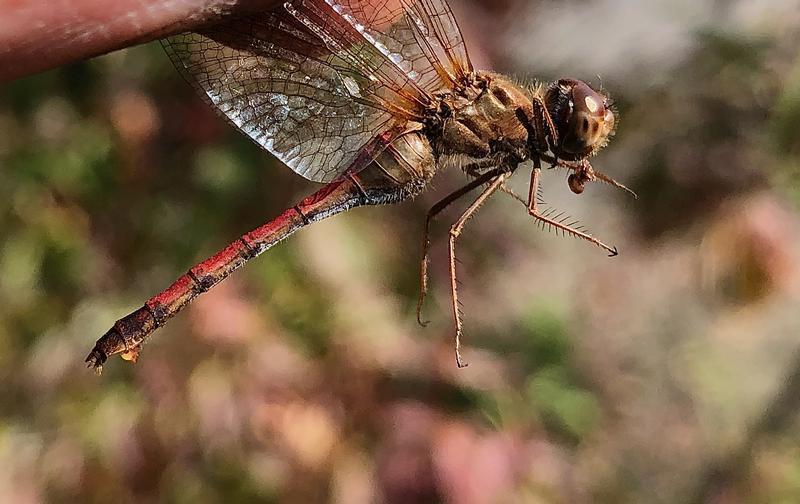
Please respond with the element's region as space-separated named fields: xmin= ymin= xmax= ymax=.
xmin=85 ymin=0 xmax=635 ymax=372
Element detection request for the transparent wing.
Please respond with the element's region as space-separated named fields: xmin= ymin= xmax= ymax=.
xmin=164 ymin=1 xmax=473 ymax=183
xmin=411 ymin=0 xmax=474 ymax=82
xmin=290 ymin=0 xmax=474 ymax=92
xmin=283 ymin=0 xmax=434 ymax=117
xmin=163 ymin=11 xmax=415 ymax=183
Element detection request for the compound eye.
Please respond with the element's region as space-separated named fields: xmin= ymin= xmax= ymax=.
xmin=583 ymin=95 xmax=601 ymax=115
xmin=558 ymin=81 xmax=615 ymax=156
xmin=572 ymin=82 xmax=606 ymax=118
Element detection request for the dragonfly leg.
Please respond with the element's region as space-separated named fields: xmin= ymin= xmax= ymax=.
xmin=525 ymin=165 xmax=619 ymax=257
xmin=416 ymin=167 xmax=506 ymax=327
xmin=540 ymin=154 xmax=638 ymax=199
xmin=531 ymin=95 xmax=559 ymax=152
xmin=460 ymin=158 xmax=499 ymax=178
xmin=447 ymin=173 xmax=510 ymax=368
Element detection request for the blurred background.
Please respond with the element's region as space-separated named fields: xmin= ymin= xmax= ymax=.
xmin=1 ymin=0 xmax=800 ymax=502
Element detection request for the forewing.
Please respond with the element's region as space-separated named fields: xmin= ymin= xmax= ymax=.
xmin=164 ymin=1 xmax=473 ymax=182
xmin=163 ymin=11 xmax=406 ymax=183
xmin=291 ymin=0 xmax=474 ymax=91
xmin=409 ymin=0 xmax=474 ymax=81
xmin=284 ymin=0 xmax=434 ymax=116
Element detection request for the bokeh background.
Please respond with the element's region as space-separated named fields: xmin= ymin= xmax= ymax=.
xmin=2 ymin=0 xmax=800 ymax=502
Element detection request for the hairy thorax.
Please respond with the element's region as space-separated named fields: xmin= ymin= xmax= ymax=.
xmin=435 ymin=72 xmax=535 ymax=167
xmin=352 ymin=73 xmax=541 ymax=199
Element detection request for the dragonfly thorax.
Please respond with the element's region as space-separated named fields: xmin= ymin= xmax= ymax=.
xmin=434 ymin=72 xmax=534 ymax=165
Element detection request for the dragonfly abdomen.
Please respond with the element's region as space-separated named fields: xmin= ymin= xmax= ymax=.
xmin=85 ymin=134 xmax=435 ymax=371
xmin=355 ymin=131 xmax=435 ymax=199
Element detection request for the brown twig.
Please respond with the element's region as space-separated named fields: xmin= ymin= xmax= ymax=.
xmin=0 ymin=0 xmax=282 ymax=82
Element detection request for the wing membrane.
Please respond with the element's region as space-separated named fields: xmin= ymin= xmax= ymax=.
xmin=164 ymin=11 xmax=414 ymax=182
xmin=284 ymin=0 xmax=433 ymax=118
xmin=163 ymin=1 xmax=474 ymax=182
xmin=409 ymin=0 xmax=474 ymax=82
xmin=294 ymin=0 xmax=473 ymax=92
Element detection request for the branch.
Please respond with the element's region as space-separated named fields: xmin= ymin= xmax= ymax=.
xmin=0 ymin=0 xmax=282 ymax=82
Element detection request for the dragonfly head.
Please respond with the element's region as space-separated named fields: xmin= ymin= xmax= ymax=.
xmin=545 ymin=79 xmax=616 ymax=160
xmin=541 ymin=80 xmax=635 ymax=199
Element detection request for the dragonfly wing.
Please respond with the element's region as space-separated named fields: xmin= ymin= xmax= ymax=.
xmin=283 ymin=0 xmax=434 ymax=117
xmin=164 ymin=11 xmax=411 ymax=183
xmin=164 ymin=1 xmax=474 ymax=183
xmin=288 ymin=0 xmax=473 ymax=92
xmin=409 ymin=0 xmax=474 ymax=82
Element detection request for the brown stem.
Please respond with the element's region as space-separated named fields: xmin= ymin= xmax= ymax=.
xmin=0 ymin=0 xmax=282 ymax=82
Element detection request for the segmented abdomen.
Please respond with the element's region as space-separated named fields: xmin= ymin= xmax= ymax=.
xmin=356 ymin=131 xmax=436 ymax=194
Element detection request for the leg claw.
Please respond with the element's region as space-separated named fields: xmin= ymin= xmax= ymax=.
xmin=85 ymin=348 xmax=107 ymax=374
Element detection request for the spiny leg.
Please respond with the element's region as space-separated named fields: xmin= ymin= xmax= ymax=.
xmin=416 ymin=167 xmax=506 ymax=326
xmin=448 ymin=173 xmax=510 ymax=368
xmin=526 ymin=166 xmax=619 ymax=256
xmin=531 ymin=96 xmax=559 ymax=151
xmin=528 ymin=157 xmax=543 ymax=213
xmin=501 ymin=180 xmax=536 ymax=207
